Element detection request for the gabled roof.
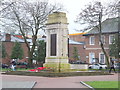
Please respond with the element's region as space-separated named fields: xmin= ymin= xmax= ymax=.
xmin=0 ymin=34 xmax=25 ymax=42
xmin=13 ymin=34 xmax=23 ymax=39
xmin=84 ymin=17 xmax=119 ymax=35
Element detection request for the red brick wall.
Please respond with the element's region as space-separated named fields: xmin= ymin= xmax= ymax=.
xmin=85 ymin=49 xmax=109 ymax=63
xmin=84 ymin=33 xmax=113 ymax=64
xmin=68 ymin=44 xmax=86 ymax=63
xmin=69 ymin=34 xmax=86 ymax=63
xmin=85 ymin=34 xmax=110 ymax=49
xmin=69 ymin=34 xmax=85 ymax=42
xmin=1 ymin=58 xmax=10 ymax=65
xmin=2 ymin=41 xmax=29 ymax=64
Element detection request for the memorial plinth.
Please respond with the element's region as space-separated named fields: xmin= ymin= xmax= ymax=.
xmin=43 ymin=12 xmax=70 ymax=72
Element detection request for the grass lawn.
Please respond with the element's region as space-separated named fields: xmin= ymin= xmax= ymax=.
xmin=1 ymin=68 xmax=32 ymax=72
xmin=88 ymin=69 xmax=119 ymax=72
xmin=84 ymin=81 xmax=118 ymax=88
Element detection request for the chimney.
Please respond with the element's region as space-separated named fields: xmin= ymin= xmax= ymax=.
xmin=5 ymin=33 xmax=11 ymax=41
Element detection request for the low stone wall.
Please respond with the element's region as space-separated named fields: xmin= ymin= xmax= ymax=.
xmin=70 ymin=64 xmax=88 ymax=69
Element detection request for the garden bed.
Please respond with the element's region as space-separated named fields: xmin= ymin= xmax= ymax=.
xmin=2 ymin=71 xmax=112 ymax=77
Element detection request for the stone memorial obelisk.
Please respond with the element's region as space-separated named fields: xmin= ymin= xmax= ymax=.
xmin=43 ymin=12 xmax=70 ymax=72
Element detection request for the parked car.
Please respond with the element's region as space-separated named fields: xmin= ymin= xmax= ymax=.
xmin=16 ymin=62 xmax=28 ymax=69
xmin=89 ymin=63 xmax=107 ymax=69
xmin=114 ymin=63 xmax=120 ymax=69
xmin=2 ymin=64 xmax=9 ymax=68
xmin=70 ymin=60 xmax=88 ymax=64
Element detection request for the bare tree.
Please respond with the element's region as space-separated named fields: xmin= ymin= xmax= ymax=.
xmin=1 ymin=0 xmax=63 ymax=67
xmin=75 ymin=1 xmax=119 ymax=67
xmin=0 ymin=0 xmax=14 ymax=13
xmin=0 ymin=0 xmax=16 ymax=33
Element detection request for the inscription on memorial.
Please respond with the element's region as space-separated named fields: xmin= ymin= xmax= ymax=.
xmin=50 ymin=34 xmax=57 ymax=56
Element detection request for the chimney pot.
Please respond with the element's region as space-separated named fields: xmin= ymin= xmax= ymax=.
xmin=5 ymin=33 xmax=11 ymax=41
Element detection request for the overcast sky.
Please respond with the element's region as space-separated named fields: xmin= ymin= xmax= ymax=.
xmin=0 ymin=0 xmax=117 ymax=35
xmin=48 ymin=0 xmax=117 ymax=34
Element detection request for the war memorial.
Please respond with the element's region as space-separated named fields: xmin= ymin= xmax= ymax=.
xmin=43 ymin=12 xmax=70 ymax=72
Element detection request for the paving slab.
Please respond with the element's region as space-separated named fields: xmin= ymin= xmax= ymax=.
xmin=2 ymin=81 xmax=36 ymax=89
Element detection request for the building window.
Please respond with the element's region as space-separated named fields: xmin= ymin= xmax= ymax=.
xmin=99 ymin=35 xmax=105 ymax=44
xmin=99 ymin=53 xmax=105 ymax=64
xmin=89 ymin=36 xmax=95 ymax=45
xmin=109 ymin=35 xmax=115 ymax=44
xmin=89 ymin=52 xmax=95 ymax=64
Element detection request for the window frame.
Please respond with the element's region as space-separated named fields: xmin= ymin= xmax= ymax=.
xmin=109 ymin=35 xmax=115 ymax=44
xmin=89 ymin=52 xmax=95 ymax=64
xmin=99 ymin=52 xmax=105 ymax=64
xmin=89 ymin=36 xmax=95 ymax=45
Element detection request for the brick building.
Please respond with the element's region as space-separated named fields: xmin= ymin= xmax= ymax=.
xmin=1 ymin=18 xmax=118 ymax=65
xmin=68 ymin=32 xmax=87 ymax=63
xmin=83 ymin=17 xmax=119 ymax=64
xmin=69 ymin=17 xmax=119 ymax=64
xmin=68 ymin=39 xmax=86 ymax=63
xmin=1 ymin=33 xmax=29 ymax=64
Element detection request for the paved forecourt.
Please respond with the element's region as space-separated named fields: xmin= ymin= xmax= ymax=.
xmin=1 ymin=73 xmax=118 ymax=88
